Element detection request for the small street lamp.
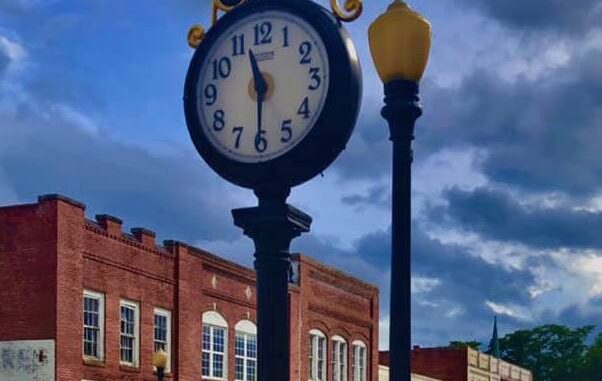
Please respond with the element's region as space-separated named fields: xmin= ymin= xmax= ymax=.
xmin=368 ymin=2 xmax=431 ymax=381
xmin=153 ymin=349 xmax=168 ymax=381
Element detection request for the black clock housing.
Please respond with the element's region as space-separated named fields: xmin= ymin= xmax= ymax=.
xmin=184 ymin=0 xmax=362 ymax=190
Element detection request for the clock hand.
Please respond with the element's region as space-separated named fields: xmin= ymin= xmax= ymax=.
xmin=249 ymin=50 xmax=268 ymax=150
xmin=256 ymin=89 xmax=264 ymax=143
xmin=248 ymin=50 xmax=268 ymax=97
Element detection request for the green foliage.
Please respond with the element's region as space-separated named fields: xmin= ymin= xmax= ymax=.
xmin=581 ymin=333 xmax=602 ymax=381
xmin=448 ymin=340 xmax=482 ymax=351
xmin=498 ymin=324 xmax=599 ymax=381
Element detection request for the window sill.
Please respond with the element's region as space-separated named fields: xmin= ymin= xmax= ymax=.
xmin=83 ymin=358 xmax=105 ymax=367
xmin=119 ymin=363 xmax=140 ymax=373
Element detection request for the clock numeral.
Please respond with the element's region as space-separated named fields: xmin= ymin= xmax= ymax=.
xmin=297 ymin=97 xmax=310 ymax=119
xmin=232 ymin=34 xmax=245 ymax=56
xmin=308 ymin=67 xmax=321 ymax=90
xmin=282 ymin=26 xmax=289 ymax=47
xmin=299 ymin=41 xmax=312 ymax=64
xmin=232 ymin=126 xmax=244 ymax=149
xmin=281 ymin=119 xmax=293 ymax=143
xmin=254 ymin=22 xmax=272 ymax=45
xmin=212 ymin=57 xmax=231 ymax=80
xmin=204 ymin=84 xmax=217 ymax=106
xmin=255 ymin=130 xmax=268 ymax=153
xmin=213 ymin=110 xmax=225 ymax=131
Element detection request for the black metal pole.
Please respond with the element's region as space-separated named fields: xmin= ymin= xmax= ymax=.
xmin=381 ymin=80 xmax=422 ymax=381
xmin=233 ymin=187 xmax=312 ymax=381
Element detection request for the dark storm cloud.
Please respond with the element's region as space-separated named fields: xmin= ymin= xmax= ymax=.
xmin=418 ymin=48 xmax=602 ymax=197
xmin=434 ymin=187 xmax=602 ymax=249
xmin=341 ymin=185 xmax=390 ymax=210
xmin=555 ymin=303 xmax=602 ymax=337
xmin=455 ymin=0 xmax=602 ymax=34
xmin=294 ymin=224 xmax=537 ymax=345
xmin=0 ymin=46 xmax=9 ymax=75
xmin=0 ymin=105 xmax=241 ymax=244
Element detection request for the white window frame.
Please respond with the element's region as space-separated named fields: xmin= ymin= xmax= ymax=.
xmin=119 ymin=299 xmax=140 ymax=367
xmin=332 ymin=336 xmax=348 ymax=381
xmin=352 ymin=341 xmax=367 ymax=381
xmin=83 ymin=290 xmax=105 ymax=361
xmin=202 ymin=311 xmax=228 ymax=380
xmin=309 ymin=329 xmax=327 ymax=381
xmin=154 ymin=308 xmax=172 ymax=373
xmin=235 ymin=320 xmax=257 ymax=381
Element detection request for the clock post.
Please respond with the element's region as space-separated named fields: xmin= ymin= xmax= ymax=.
xmin=232 ymin=186 xmax=311 ymax=381
xmin=184 ymin=1 xmax=363 ymax=380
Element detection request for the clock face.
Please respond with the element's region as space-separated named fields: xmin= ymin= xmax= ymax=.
xmin=195 ymin=10 xmax=330 ymax=163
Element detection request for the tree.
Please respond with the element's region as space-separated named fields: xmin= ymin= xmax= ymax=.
xmin=448 ymin=341 xmax=482 ymax=351
xmin=499 ymin=325 xmax=595 ymax=381
xmin=581 ymin=333 xmax=602 ymax=381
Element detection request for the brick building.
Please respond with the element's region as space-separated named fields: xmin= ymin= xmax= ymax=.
xmin=380 ymin=347 xmax=533 ymax=381
xmin=0 ymin=194 xmax=379 ymax=381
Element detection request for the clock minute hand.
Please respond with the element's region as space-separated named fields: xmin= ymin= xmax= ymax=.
xmin=249 ymin=50 xmax=268 ymax=149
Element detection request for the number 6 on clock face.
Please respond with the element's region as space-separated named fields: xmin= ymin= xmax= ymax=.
xmin=195 ymin=10 xmax=330 ymax=163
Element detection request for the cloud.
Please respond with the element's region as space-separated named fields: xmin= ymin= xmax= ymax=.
xmin=418 ymin=45 xmax=602 ymax=197
xmin=455 ymin=0 xmax=602 ymax=35
xmin=341 ymin=185 xmax=389 ymax=210
xmin=292 ymin=224 xmax=538 ymax=347
xmin=0 ymin=109 xmax=249 ymax=243
xmin=433 ymin=187 xmax=602 ymax=250
xmin=0 ymin=35 xmax=25 ymax=76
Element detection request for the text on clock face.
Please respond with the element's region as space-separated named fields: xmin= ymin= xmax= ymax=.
xmin=196 ymin=11 xmax=330 ymax=163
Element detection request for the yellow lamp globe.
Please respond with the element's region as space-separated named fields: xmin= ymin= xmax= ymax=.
xmin=368 ymin=0 xmax=432 ymax=83
xmin=153 ymin=349 xmax=168 ymax=368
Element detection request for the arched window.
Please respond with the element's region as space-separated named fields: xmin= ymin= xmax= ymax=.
xmin=332 ymin=335 xmax=348 ymax=381
xmin=351 ymin=340 xmax=367 ymax=381
xmin=202 ymin=311 xmax=228 ymax=379
xmin=309 ymin=329 xmax=327 ymax=381
xmin=235 ymin=320 xmax=257 ymax=381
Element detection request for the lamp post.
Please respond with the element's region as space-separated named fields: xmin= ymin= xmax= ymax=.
xmin=368 ymin=2 xmax=431 ymax=381
xmin=153 ymin=349 xmax=168 ymax=381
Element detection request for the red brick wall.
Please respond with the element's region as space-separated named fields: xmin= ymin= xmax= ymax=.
xmin=296 ymin=255 xmax=380 ymax=381
xmin=0 ymin=200 xmax=58 ymax=341
xmin=412 ymin=347 xmax=468 ymax=381
xmin=0 ymin=195 xmax=379 ymax=381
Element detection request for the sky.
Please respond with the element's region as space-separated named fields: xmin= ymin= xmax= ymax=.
xmin=1 ymin=0 xmax=602 ymax=350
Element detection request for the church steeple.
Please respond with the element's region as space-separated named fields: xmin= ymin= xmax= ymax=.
xmin=487 ymin=316 xmax=501 ymax=358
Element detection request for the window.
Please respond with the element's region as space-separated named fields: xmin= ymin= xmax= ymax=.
xmin=309 ymin=329 xmax=327 ymax=381
xmin=202 ymin=311 xmax=228 ymax=379
xmin=235 ymin=320 xmax=257 ymax=381
xmin=83 ymin=290 xmax=104 ymax=360
xmin=154 ymin=308 xmax=172 ymax=372
xmin=352 ymin=341 xmax=367 ymax=381
xmin=120 ymin=300 xmax=139 ymax=366
xmin=332 ymin=336 xmax=348 ymax=381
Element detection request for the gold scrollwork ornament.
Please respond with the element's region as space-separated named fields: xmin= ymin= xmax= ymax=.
xmin=331 ymin=0 xmax=363 ymax=22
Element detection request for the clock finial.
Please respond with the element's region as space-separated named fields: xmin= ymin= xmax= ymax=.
xmin=330 ymin=0 xmax=363 ymax=22
xmin=186 ymin=0 xmax=247 ymax=49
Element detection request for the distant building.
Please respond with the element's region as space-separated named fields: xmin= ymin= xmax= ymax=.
xmin=379 ymin=347 xmax=533 ymax=381
xmin=0 ymin=194 xmax=379 ymax=381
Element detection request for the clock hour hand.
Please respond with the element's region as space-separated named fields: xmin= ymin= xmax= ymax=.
xmin=249 ymin=50 xmax=268 ymax=97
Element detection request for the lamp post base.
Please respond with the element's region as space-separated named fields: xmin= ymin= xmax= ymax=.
xmin=232 ymin=187 xmax=312 ymax=381
xmin=382 ymin=79 xmax=422 ymax=381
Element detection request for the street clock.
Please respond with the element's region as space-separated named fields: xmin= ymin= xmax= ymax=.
xmin=184 ymin=0 xmax=362 ymax=189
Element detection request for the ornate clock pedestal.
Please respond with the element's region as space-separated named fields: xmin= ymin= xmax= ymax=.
xmin=232 ymin=187 xmax=312 ymax=381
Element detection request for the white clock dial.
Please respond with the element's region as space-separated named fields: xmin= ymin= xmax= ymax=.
xmin=196 ymin=10 xmax=330 ymax=163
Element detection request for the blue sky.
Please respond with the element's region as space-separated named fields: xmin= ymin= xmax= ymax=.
xmin=1 ymin=0 xmax=602 ymax=349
